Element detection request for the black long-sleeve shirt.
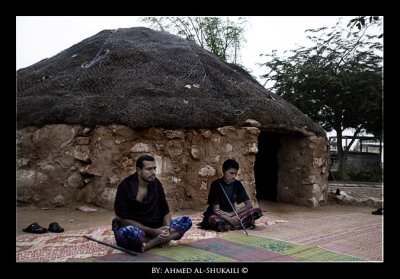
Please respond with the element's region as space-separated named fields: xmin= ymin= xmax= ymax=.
xmin=114 ymin=173 xmax=170 ymax=228
xmin=202 ymin=178 xmax=249 ymax=222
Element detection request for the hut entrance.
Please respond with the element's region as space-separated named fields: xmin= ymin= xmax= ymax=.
xmin=255 ymin=131 xmax=281 ymax=201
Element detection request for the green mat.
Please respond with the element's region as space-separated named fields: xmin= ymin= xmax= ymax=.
xmin=221 ymin=233 xmax=363 ymax=262
xmin=88 ymin=232 xmax=364 ymax=262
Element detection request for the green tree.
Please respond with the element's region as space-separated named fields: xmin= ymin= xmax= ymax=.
xmin=348 ymin=16 xmax=383 ymax=38
xmin=141 ymin=16 xmax=248 ymax=65
xmin=260 ymin=19 xmax=383 ymax=180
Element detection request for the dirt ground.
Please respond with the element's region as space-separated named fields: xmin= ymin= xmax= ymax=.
xmin=16 ymin=189 xmax=381 ymax=236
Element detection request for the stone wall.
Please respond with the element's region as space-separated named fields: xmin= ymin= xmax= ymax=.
xmin=17 ymin=124 xmax=260 ymax=211
xmin=277 ymin=134 xmax=330 ymax=206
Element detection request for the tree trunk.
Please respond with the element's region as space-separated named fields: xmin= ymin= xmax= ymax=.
xmin=336 ymin=125 xmax=364 ymax=180
xmin=336 ymin=129 xmax=347 ymax=180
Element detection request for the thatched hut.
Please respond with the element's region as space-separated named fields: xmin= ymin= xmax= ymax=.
xmin=17 ymin=27 xmax=330 ymax=210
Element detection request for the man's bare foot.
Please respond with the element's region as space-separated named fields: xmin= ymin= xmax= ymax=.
xmin=160 ymin=240 xmax=177 ymax=248
xmin=142 ymin=236 xmax=166 ymax=251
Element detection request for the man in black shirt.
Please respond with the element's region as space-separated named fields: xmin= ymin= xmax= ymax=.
xmin=200 ymin=159 xmax=262 ymax=231
xmin=113 ymin=155 xmax=192 ymax=252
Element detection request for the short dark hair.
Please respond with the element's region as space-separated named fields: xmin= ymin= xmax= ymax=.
xmin=136 ymin=155 xmax=155 ymax=169
xmin=222 ymin=159 xmax=239 ymax=171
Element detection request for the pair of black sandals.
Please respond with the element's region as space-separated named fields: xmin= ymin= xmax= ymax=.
xmin=22 ymin=222 xmax=64 ymax=234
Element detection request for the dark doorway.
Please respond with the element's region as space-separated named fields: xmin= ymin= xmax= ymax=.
xmin=254 ymin=131 xmax=280 ymax=201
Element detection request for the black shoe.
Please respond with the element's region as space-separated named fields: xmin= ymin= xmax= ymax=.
xmin=112 ymin=218 xmax=121 ymax=232
xmin=48 ymin=222 xmax=64 ymax=233
xmin=372 ymin=208 xmax=383 ymax=215
xmin=23 ymin=223 xmax=48 ymax=234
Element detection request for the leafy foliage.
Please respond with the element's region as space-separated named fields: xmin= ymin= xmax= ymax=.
xmin=260 ymin=18 xmax=383 ymax=179
xmin=348 ymin=16 xmax=383 ymax=38
xmin=329 ymin=167 xmax=383 ymax=182
xmin=141 ymin=17 xmax=248 ymax=65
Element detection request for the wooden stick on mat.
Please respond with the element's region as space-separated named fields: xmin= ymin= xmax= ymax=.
xmin=83 ymin=235 xmax=137 ymax=256
xmin=219 ymin=181 xmax=249 ymax=236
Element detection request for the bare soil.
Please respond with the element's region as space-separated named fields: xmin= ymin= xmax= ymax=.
xmin=16 ymin=188 xmax=381 ymax=236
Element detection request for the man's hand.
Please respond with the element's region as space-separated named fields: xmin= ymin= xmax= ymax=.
xmin=152 ymin=226 xmax=170 ymax=239
xmin=157 ymin=226 xmax=170 ymax=241
xmin=215 ymin=209 xmax=235 ymax=218
xmin=226 ymin=212 xmax=235 ymax=217
xmin=228 ymin=216 xmax=241 ymax=226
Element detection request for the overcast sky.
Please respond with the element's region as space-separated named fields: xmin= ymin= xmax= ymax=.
xmin=16 ymin=16 xmax=354 ymax=83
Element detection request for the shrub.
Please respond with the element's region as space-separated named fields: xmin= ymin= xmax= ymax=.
xmin=347 ymin=167 xmax=383 ymax=182
xmin=329 ymin=168 xmax=383 ymax=182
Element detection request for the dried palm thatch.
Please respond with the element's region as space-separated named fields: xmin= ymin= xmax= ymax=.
xmin=17 ymin=27 xmax=324 ymax=136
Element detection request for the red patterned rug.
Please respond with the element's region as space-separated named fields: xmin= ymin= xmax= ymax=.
xmin=16 ymin=213 xmax=281 ymax=262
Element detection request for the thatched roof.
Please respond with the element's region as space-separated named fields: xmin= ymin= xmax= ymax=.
xmin=17 ymin=27 xmax=325 ymax=136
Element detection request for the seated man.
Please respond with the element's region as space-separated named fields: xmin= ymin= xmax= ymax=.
xmin=200 ymin=159 xmax=262 ymax=232
xmin=112 ymin=155 xmax=192 ymax=252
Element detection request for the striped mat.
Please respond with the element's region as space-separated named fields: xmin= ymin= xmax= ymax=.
xmin=250 ymin=212 xmax=383 ymax=261
xmin=88 ymin=232 xmax=363 ymax=262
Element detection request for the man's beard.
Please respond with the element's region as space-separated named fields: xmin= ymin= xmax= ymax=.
xmin=144 ymin=175 xmax=156 ymax=182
